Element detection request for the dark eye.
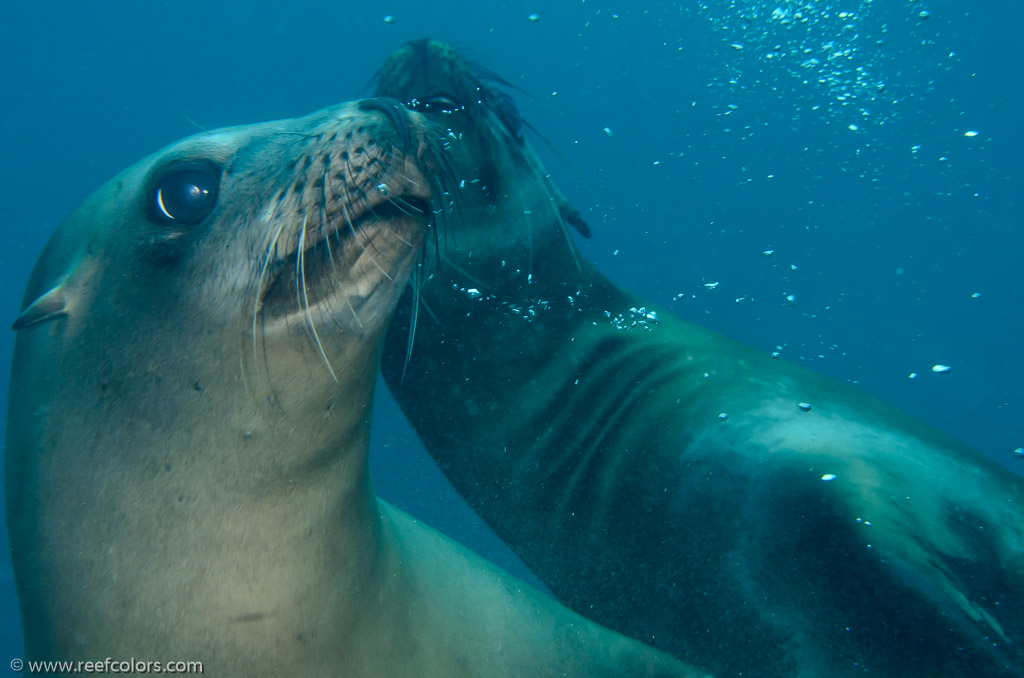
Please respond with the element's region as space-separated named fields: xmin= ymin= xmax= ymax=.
xmin=152 ymin=166 xmax=221 ymax=224
xmin=411 ymin=95 xmax=460 ymax=113
xmin=430 ymin=95 xmax=459 ymax=109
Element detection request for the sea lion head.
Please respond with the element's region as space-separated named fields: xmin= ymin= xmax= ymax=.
xmin=7 ymin=99 xmax=445 ymax=495
xmin=373 ymin=40 xmax=524 ymax=145
xmin=374 ymin=40 xmax=590 ymax=280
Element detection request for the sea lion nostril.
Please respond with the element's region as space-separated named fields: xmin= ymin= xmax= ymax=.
xmin=357 ymin=97 xmax=412 ymax=152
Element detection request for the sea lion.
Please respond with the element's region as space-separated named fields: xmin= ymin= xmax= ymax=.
xmin=376 ymin=40 xmax=1024 ymax=677
xmin=4 ymin=97 xmax=699 ymax=677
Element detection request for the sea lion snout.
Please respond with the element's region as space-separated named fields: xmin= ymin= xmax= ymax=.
xmin=357 ymin=97 xmax=413 ymax=152
xmin=250 ymin=101 xmax=437 ymax=344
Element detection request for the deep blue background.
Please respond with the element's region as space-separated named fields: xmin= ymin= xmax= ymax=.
xmin=1 ymin=0 xmax=1020 ymax=663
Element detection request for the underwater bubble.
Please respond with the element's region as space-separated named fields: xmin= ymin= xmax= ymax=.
xmin=693 ymin=1 xmax=903 ymax=130
xmin=821 ymin=474 xmax=837 ymax=482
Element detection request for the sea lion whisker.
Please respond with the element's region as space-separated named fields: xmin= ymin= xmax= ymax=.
xmin=524 ymin=158 xmax=584 ymax=274
xmin=435 ymin=253 xmax=487 ymax=290
xmin=293 ymin=224 xmax=304 ymax=312
xmin=431 ymin=196 xmax=445 ymax=258
xmin=416 ymin=289 xmax=441 ymax=326
xmin=429 ymin=143 xmax=464 ymax=251
xmin=320 ymin=218 xmax=342 ymax=276
xmin=327 ymin=176 xmax=365 ymax=331
xmin=331 ymin=170 xmax=359 ymax=244
xmin=320 ymin=168 xmax=338 ymax=270
xmin=318 ymin=171 xmax=354 ymax=311
xmin=380 ymin=223 xmax=415 ymax=249
xmin=366 ymin=253 xmax=394 ymax=282
xmin=422 ymin=168 xmax=449 ymax=253
xmin=257 ymin=191 xmax=291 ymax=253
xmin=401 ymin=262 xmax=423 ymax=384
xmin=297 ymin=215 xmax=339 ymax=383
xmin=345 ymin=181 xmax=412 ymax=267
xmin=253 ymin=217 xmax=288 ymax=373
xmin=388 ymin=195 xmax=426 ymax=218
xmin=338 ymin=197 xmax=376 ymax=251
xmin=343 ymin=294 xmax=364 ymax=330
xmin=339 ymin=155 xmax=377 ymax=249
xmin=325 ymin=173 xmax=354 ymax=251
xmin=355 ymin=212 xmax=417 ymax=282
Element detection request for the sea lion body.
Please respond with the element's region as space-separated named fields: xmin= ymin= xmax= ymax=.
xmin=377 ymin=40 xmax=1024 ymax=677
xmin=5 ymin=98 xmax=695 ymax=676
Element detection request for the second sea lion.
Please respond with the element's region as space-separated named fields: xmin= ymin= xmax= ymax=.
xmin=377 ymin=39 xmax=1024 ymax=677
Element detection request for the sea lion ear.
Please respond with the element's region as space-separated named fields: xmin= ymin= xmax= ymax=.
xmin=559 ymin=202 xmax=592 ymax=239
xmin=13 ymin=284 xmax=68 ymax=331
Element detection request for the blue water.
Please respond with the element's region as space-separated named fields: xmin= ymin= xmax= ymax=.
xmin=1 ymin=0 xmax=1020 ymax=663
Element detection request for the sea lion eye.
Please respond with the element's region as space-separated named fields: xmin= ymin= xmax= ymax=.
xmin=152 ymin=166 xmax=221 ymax=224
xmin=414 ymin=95 xmax=460 ymax=113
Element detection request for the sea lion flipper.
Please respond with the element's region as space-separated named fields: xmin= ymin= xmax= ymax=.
xmin=13 ymin=284 xmax=67 ymax=331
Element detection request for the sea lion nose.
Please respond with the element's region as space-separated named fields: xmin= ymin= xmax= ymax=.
xmin=357 ymin=97 xmax=412 ymax=152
